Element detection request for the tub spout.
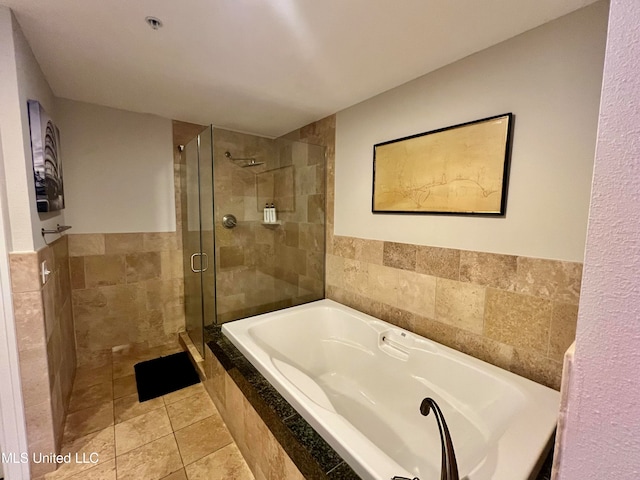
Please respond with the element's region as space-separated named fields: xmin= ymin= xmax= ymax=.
xmin=391 ymin=398 xmax=458 ymax=480
xmin=420 ymin=398 xmax=459 ymax=480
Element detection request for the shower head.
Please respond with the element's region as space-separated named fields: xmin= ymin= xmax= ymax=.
xmin=224 ymin=151 xmax=265 ymax=168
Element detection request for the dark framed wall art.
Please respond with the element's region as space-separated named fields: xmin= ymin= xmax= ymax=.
xmin=27 ymin=99 xmax=65 ymax=213
xmin=372 ymin=113 xmax=513 ymax=216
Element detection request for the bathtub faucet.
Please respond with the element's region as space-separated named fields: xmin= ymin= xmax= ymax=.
xmin=391 ymin=398 xmax=459 ymax=480
xmin=420 ymin=397 xmax=459 ymax=480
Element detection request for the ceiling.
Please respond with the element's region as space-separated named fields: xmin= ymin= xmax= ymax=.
xmin=3 ymin=0 xmax=599 ymax=137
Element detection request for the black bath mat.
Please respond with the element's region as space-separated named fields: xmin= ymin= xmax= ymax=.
xmin=134 ymin=351 xmax=200 ymax=402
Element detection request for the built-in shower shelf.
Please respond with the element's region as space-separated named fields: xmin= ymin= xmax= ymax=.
xmin=261 ymin=221 xmax=282 ymax=227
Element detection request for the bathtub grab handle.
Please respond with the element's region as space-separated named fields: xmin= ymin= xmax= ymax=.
xmin=380 ymin=335 xmax=410 ymax=358
xmin=420 ymin=398 xmax=459 ymax=480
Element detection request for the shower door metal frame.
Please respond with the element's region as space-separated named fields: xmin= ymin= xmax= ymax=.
xmin=182 ymin=126 xmax=216 ymax=357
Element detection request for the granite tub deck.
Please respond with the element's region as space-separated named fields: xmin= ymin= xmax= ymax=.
xmin=204 ymin=326 xmax=554 ymax=480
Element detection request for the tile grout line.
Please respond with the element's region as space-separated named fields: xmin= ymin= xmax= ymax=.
xmin=171 ymin=430 xmax=186 ymax=474
xmin=111 ymin=353 xmax=120 ymax=480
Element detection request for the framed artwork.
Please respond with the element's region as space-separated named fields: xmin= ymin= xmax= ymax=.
xmin=27 ymin=100 xmax=65 ymax=212
xmin=372 ymin=113 xmax=513 ymax=215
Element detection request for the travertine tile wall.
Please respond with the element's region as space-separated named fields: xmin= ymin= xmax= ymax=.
xmin=6 ymin=120 xmax=191 ymax=456
xmin=46 ymin=123 xmax=190 ymax=377
xmin=287 ymin=114 xmax=579 ymax=390
xmin=211 ymin=128 xmax=278 ymax=319
xmin=252 ymin=138 xmax=326 ymax=310
xmin=209 ymin=128 xmax=326 ymax=322
xmin=68 ymin=232 xmax=184 ymax=367
xmin=281 ymin=116 xmax=336 ymax=260
xmin=203 ymin=346 xmax=305 ymax=480
xmin=172 ymin=119 xmax=204 ymax=246
xmin=9 ymin=235 xmax=76 ymax=478
xmin=326 ymin=240 xmax=581 ymax=390
xmin=173 ymin=121 xmax=202 ymax=345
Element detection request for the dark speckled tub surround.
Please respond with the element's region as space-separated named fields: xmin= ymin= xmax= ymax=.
xmin=205 ymin=326 xmax=553 ymax=480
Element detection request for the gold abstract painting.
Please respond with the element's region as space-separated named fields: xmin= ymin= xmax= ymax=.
xmin=373 ymin=113 xmax=513 ymax=215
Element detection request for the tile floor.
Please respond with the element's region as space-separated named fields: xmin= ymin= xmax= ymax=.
xmin=44 ymin=344 xmax=254 ymax=480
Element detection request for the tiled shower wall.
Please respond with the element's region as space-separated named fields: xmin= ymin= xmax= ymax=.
xmin=287 ymin=114 xmax=580 ymax=390
xmin=210 ymin=129 xmax=280 ymax=319
xmin=183 ymin=127 xmax=325 ymax=323
xmin=68 ymin=232 xmax=184 ymax=367
xmin=281 ymin=116 xmax=336 ymax=277
xmin=9 ymin=235 xmax=76 ymax=478
xmin=246 ymin=135 xmax=325 ymax=316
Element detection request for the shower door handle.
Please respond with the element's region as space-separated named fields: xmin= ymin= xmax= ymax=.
xmin=190 ymin=253 xmax=200 ymax=273
xmin=190 ymin=253 xmax=202 ymax=273
xmin=190 ymin=252 xmax=209 ymax=273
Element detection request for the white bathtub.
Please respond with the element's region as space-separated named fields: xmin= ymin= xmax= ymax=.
xmin=222 ymin=299 xmax=559 ymax=480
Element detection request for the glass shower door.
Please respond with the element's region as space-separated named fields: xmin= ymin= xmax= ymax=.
xmin=212 ymin=128 xmax=326 ymax=324
xmin=182 ymin=126 xmax=215 ymax=356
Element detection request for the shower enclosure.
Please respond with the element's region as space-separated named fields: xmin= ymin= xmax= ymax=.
xmin=181 ymin=126 xmax=326 ymax=356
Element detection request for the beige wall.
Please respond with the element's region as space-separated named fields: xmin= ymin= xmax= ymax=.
xmin=9 ymin=236 xmax=76 ymax=478
xmin=68 ymin=232 xmax=184 ymax=367
xmin=2 ymin=11 xmax=77 ymax=478
xmin=334 ymin=2 xmax=608 ymax=262
xmin=55 ymin=98 xmax=175 ymax=234
xmin=55 ymin=102 xmax=183 ymax=367
xmin=0 ymin=8 xmax=65 ymax=252
xmin=304 ymin=3 xmax=610 ymax=391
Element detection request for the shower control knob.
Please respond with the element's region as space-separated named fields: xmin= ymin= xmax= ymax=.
xmin=222 ymin=214 xmax=237 ymax=229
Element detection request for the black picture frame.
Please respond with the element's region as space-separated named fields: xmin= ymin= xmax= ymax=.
xmin=27 ymin=100 xmax=65 ymax=213
xmin=372 ymin=113 xmax=514 ymax=216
